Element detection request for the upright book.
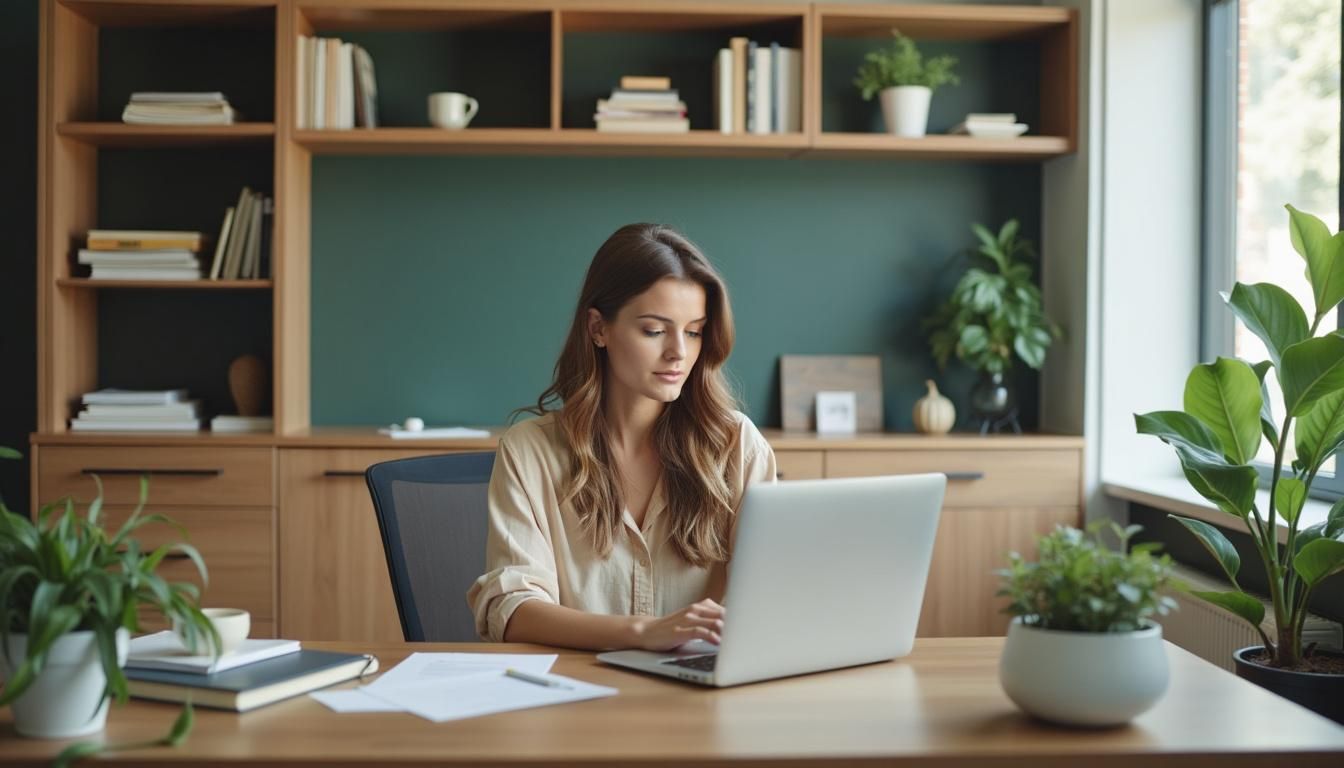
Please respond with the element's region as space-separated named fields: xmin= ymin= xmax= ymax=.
xmin=126 ymin=650 xmax=378 ymax=712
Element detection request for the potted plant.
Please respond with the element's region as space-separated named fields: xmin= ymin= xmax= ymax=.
xmin=997 ymin=523 xmax=1178 ymax=727
xmin=0 ymin=448 xmax=217 ymax=739
xmin=1136 ymin=204 xmax=1344 ymax=724
xmin=853 ymin=28 xmax=958 ymax=137
xmin=924 ymin=219 xmax=1062 ymax=433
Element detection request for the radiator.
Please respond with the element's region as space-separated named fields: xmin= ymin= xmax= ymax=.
xmin=1157 ymin=562 xmax=1343 ymax=673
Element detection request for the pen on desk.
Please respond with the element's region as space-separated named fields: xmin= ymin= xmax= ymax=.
xmin=505 ymin=668 xmax=573 ymax=689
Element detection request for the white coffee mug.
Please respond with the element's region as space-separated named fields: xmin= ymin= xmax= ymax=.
xmin=428 ymin=92 xmax=479 ymax=129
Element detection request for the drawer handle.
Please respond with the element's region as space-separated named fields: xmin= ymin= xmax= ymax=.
xmin=944 ymin=471 xmax=985 ymax=481
xmin=323 ymin=470 xmax=366 ymax=478
xmin=81 ymin=468 xmax=222 ymax=477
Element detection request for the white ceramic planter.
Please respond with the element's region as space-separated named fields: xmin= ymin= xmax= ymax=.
xmin=1 ymin=628 xmax=129 ymax=738
xmin=999 ymin=618 xmax=1168 ymax=727
xmin=879 ymin=85 xmax=932 ymax=137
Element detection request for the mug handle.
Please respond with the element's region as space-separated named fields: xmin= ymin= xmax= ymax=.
xmin=465 ymin=98 xmax=479 ymax=121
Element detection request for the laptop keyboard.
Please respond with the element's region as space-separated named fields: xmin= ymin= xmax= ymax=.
xmin=662 ymin=654 xmax=718 ymax=672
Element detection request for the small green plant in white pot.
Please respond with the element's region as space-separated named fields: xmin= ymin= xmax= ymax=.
xmin=854 ymin=28 xmax=959 ymax=137
xmin=0 ymin=448 xmax=217 ymax=740
xmin=997 ymin=523 xmax=1178 ymax=727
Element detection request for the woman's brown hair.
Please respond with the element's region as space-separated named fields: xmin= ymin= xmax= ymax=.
xmin=522 ymin=223 xmax=740 ymax=567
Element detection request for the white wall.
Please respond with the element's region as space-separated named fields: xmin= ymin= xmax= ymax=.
xmin=1094 ymin=0 xmax=1204 ymax=516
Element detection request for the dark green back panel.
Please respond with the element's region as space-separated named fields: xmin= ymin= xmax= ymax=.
xmin=310 ymin=155 xmax=1041 ymax=430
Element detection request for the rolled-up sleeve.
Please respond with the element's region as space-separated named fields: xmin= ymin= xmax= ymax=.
xmin=465 ymin=434 xmax=560 ymax=641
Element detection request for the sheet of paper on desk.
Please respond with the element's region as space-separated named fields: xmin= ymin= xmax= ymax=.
xmin=310 ymin=688 xmax=403 ymax=713
xmin=361 ymin=672 xmax=617 ymax=723
xmin=364 ymin=652 xmax=558 ymax=692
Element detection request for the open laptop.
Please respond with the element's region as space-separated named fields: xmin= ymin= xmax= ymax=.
xmin=596 ymin=473 xmax=945 ymax=687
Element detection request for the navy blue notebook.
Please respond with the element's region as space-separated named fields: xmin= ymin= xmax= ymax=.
xmin=126 ymin=649 xmax=379 ymax=712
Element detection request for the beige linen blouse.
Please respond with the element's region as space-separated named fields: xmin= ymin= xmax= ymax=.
xmin=466 ymin=411 xmax=777 ymax=642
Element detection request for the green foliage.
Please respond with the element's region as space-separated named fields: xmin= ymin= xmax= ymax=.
xmin=1135 ymin=204 xmax=1344 ymax=668
xmin=997 ymin=523 xmax=1178 ymax=633
xmin=854 ymin=29 xmax=959 ymax=100
xmin=0 ymin=447 xmax=217 ymax=737
xmin=924 ymin=220 xmax=1062 ymax=376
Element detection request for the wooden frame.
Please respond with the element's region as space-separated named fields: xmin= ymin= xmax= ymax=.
xmin=35 ymin=0 xmax=1079 ymax=441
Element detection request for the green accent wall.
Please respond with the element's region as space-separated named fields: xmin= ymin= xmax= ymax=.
xmin=310 ymin=155 xmax=1041 ymax=430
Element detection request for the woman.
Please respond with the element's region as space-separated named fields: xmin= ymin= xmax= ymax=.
xmin=467 ymin=223 xmax=777 ymax=651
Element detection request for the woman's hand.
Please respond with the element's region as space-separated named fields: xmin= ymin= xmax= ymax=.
xmin=631 ymin=599 xmax=725 ymax=651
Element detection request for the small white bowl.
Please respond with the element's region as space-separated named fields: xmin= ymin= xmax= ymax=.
xmin=177 ymin=608 xmax=250 ymax=656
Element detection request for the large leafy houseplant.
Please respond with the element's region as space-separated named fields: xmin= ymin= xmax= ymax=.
xmin=925 ymin=220 xmax=1062 ymax=376
xmin=1136 ymin=204 xmax=1344 ymax=671
xmin=853 ymin=28 xmax=959 ymax=100
xmin=0 ymin=447 xmax=217 ymax=748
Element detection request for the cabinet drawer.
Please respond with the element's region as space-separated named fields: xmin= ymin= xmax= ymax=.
xmin=825 ymin=449 xmax=1080 ymax=508
xmin=774 ymin=450 xmax=824 ymax=481
xmin=38 ymin=446 xmax=274 ymax=508
xmin=101 ymin=505 xmax=276 ymax=636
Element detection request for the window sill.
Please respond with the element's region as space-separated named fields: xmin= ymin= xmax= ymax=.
xmin=1103 ymin=475 xmax=1333 ymax=545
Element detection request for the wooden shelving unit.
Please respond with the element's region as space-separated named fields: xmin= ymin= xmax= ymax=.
xmin=36 ymin=0 xmax=1079 ymax=441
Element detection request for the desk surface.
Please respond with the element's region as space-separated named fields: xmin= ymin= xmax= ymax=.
xmin=2 ymin=638 xmax=1342 ymax=767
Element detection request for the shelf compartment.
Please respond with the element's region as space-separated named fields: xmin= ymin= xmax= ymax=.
xmin=60 ymin=0 xmax=276 ymax=28
xmin=296 ymin=127 xmax=807 ymax=157
xmin=297 ymin=4 xmax=552 ymax=129
xmin=815 ymin=3 xmax=1076 ymax=150
xmin=58 ymin=278 xmax=274 ymax=290
xmin=57 ymin=122 xmax=275 ymax=147
xmin=559 ymin=5 xmax=807 ymax=132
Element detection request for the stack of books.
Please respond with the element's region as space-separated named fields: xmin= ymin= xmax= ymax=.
xmin=950 ymin=113 xmax=1029 ymax=138
xmin=79 ymin=230 xmax=204 ymax=281
xmin=70 ymin=389 xmax=202 ymax=432
xmin=595 ymin=76 xmax=689 ymax=134
xmin=295 ymin=35 xmax=378 ymax=129
xmin=211 ymin=414 xmax=274 ymax=434
xmin=125 ymin=631 xmax=376 ymax=712
xmin=207 ymin=186 xmax=272 ymax=280
xmin=121 ymin=92 xmax=239 ymax=125
xmin=712 ymin=39 xmax=802 ymax=135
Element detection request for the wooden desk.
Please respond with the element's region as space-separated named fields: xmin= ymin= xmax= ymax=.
xmin=3 ymin=639 xmax=1342 ymax=767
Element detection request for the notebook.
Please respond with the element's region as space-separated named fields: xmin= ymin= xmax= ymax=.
xmin=126 ymin=650 xmax=378 ymax=712
xmin=127 ymin=631 xmax=300 ymax=675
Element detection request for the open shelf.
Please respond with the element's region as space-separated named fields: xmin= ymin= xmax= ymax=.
xmin=58 ymin=278 xmax=273 ymax=290
xmin=61 ymin=0 xmax=276 ymax=28
xmin=817 ymin=3 xmax=1073 ymax=40
xmin=57 ymin=122 xmax=275 ymax=147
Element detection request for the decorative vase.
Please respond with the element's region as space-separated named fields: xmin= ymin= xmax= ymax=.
xmin=970 ymin=370 xmax=1020 ymax=434
xmin=1 ymin=628 xmax=129 ymax=738
xmin=913 ymin=379 xmax=955 ymax=434
xmin=999 ymin=618 xmax=1169 ymax=727
xmin=879 ymin=85 xmax=932 ymax=137
xmin=1233 ymin=646 xmax=1344 ymax=725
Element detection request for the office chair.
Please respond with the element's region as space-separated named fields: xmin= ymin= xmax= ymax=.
xmin=366 ymin=452 xmax=495 ymax=642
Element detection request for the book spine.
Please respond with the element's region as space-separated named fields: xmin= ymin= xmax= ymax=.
xmin=86 ymin=238 xmax=200 ymax=251
xmin=745 ymin=40 xmax=757 ymax=133
xmin=729 ymin=37 xmax=747 ymax=135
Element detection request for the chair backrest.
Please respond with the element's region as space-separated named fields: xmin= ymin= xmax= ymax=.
xmin=366 ymin=452 xmax=495 ymax=642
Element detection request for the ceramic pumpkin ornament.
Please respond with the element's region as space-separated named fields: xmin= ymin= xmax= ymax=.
xmin=913 ymin=379 xmax=955 ymax=434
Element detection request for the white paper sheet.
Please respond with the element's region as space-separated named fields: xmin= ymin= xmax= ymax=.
xmin=360 ymin=671 xmax=617 ymax=723
xmin=310 ymin=689 xmax=404 ymax=713
xmin=363 ymin=652 xmax=558 ymax=692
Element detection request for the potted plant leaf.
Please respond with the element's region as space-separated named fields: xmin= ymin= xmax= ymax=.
xmin=924 ymin=219 xmax=1062 ymax=433
xmin=997 ymin=522 xmax=1178 ymax=726
xmin=1135 ymin=204 xmax=1344 ymax=724
xmin=853 ymin=28 xmax=958 ymax=137
xmin=0 ymin=448 xmax=218 ymax=739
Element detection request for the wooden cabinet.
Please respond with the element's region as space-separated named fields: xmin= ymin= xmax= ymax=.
xmin=34 ymin=444 xmax=278 ymax=637
xmin=774 ymin=450 xmax=824 ymax=481
xmin=278 ymin=448 xmax=443 ymax=642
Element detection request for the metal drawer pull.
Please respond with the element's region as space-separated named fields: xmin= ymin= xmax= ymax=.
xmin=81 ymin=468 xmax=222 ymax=477
xmin=323 ymin=470 xmax=366 ymax=477
xmin=944 ymin=471 xmax=985 ymax=481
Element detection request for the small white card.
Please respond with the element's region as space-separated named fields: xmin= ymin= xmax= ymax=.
xmin=815 ymin=391 xmax=858 ymax=434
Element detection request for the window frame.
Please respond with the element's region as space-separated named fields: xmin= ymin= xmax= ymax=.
xmin=1200 ymin=0 xmax=1344 ymax=500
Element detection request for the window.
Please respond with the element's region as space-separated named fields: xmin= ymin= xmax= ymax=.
xmin=1204 ymin=0 xmax=1342 ymax=493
